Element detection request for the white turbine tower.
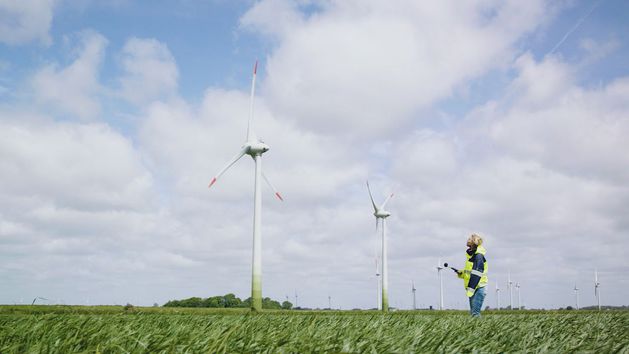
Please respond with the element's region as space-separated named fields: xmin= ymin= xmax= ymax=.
xmin=366 ymin=181 xmax=394 ymax=312
xmin=515 ymin=282 xmax=521 ymax=310
xmin=411 ymin=280 xmax=417 ymax=310
xmin=375 ymin=257 xmax=381 ymax=310
xmin=574 ymin=284 xmax=579 ymax=310
xmin=594 ymin=270 xmax=601 ymax=311
xmin=508 ymin=272 xmax=513 ymax=310
xmin=436 ymin=258 xmax=444 ymax=310
xmin=495 ymin=282 xmax=501 ymax=310
xmin=208 ymin=61 xmax=283 ymax=312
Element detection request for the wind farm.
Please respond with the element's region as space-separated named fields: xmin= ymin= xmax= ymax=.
xmin=1 ymin=0 xmax=628 ymax=352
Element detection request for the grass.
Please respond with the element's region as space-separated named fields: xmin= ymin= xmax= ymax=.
xmin=0 ymin=306 xmax=627 ymax=353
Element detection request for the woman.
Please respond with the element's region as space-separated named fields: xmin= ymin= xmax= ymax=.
xmin=458 ymin=233 xmax=488 ymax=317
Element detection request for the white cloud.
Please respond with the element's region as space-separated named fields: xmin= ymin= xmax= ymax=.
xmin=0 ymin=0 xmax=55 ymax=45
xmin=490 ymin=54 xmax=629 ymax=184
xmin=241 ymin=0 xmax=550 ymax=136
xmin=117 ymin=37 xmax=179 ymax=105
xmin=30 ymin=31 xmax=107 ymax=119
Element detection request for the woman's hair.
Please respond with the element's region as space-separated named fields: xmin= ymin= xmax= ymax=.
xmin=469 ymin=233 xmax=483 ymax=246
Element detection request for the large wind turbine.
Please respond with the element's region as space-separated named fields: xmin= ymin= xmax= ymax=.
xmin=208 ymin=61 xmax=283 ymax=311
xmin=366 ymin=181 xmax=394 ymax=312
xmin=573 ymin=283 xmax=579 ymax=310
xmin=594 ymin=270 xmax=601 ymax=311
xmin=436 ymin=258 xmax=444 ymax=310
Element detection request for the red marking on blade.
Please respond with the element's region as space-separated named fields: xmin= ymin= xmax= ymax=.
xmin=254 ymin=60 xmax=258 ymax=74
xmin=208 ymin=177 xmax=217 ymax=188
xmin=275 ymin=192 xmax=284 ymax=201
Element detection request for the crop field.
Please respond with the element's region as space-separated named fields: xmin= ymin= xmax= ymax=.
xmin=1 ymin=306 xmax=628 ymax=353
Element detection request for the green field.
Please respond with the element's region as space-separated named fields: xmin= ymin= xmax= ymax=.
xmin=1 ymin=306 xmax=628 ymax=353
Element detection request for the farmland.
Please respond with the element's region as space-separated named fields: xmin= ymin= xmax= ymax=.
xmin=1 ymin=306 xmax=628 ymax=353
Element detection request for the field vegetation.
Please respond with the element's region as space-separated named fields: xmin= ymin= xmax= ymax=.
xmin=0 ymin=305 xmax=627 ymax=353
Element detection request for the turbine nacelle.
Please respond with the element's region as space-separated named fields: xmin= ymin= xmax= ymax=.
xmin=244 ymin=141 xmax=270 ymax=156
xmin=374 ymin=209 xmax=391 ymax=219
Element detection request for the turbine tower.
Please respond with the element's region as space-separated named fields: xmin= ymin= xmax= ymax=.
xmin=366 ymin=181 xmax=394 ymax=312
xmin=375 ymin=256 xmax=381 ymax=310
xmin=594 ymin=270 xmax=601 ymax=311
xmin=495 ymin=282 xmax=501 ymax=310
xmin=436 ymin=258 xmax=444 ymax=310
xmin=573 ymin=284 xmax=579 ymax=310
xmin=515 ymin=282 xmax=521 ymax=310
xmin=208 ymin=61 xmax=283 ymax=311
xmin=411 ymin=280 xmax=417 ymax=310
xmin=508 ymin=271 xmax=514 ymax=310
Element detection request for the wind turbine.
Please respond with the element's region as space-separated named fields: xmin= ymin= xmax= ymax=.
xmin=594 ymin=270 xmax=601 ymax=311
xmin=328 ymin=295 xmax=332 ymax=310
xmin=207 ymin=61 xmax=283 ymax=311
xmin=31 ymin=297 xmax=47 ymax=305
xmin=573 ymin=284 xmax=579 ymax=310
xmin=366 ymin=181 xmax=394 ymax=312
xmin=411 ymin=280 xmax=417 ymax=310
xmin=436 ymin=258 xmax=444 ymax=310
xmin=508 ymin=271 xmax=513 ymax=310
xmin=515 ymin=282 xmax=521 ymax=310
xmin=495 ymin=282 xmax=501 ymax=310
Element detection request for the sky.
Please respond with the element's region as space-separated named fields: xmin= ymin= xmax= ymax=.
xmin=0 ymin=0 xmax=628 ymax=310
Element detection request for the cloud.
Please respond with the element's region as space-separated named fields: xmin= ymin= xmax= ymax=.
xmin=241 ymin=0 xmax=550 ymax=137
xmin=0 ymin=0 xmax=55 ymax=45
xmin=117 ymin=37 xmax=179 ymax=105
xmin=490 ymin=53 xmax=629 ymax=184
xmin=30 ymin=31 xmax=107 ymax=119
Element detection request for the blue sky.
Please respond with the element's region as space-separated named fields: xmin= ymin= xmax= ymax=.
xmin=1 ymin=0 xmax=628 ymax=309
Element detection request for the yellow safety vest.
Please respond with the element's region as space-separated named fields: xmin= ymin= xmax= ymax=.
xmin=458 ymin=245 xmax=488 ymax=297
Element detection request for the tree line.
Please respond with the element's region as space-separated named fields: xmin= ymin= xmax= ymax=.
xmin=163 ymin=294 xmax=293 ymax=310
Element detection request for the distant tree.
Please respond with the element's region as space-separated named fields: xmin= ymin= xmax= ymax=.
xmin=281 ymin=301 xmax=293 ymax=310
xmin=566 ymin=306 xmax=574 ymax=310
xmin=124 ymin=303 xmax=135 ymax=312
xmin=223 ymin=293 xmax=241 ymax=308
xmin=153 ymin=303 xmax=159 ymax=307
xmin=262 ymin=297 xmax=282 ymax=309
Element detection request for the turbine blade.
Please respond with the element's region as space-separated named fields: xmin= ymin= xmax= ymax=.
xmin=261 ymin=170 xmax=284 ymax=201
xmin=246 ymin=60 xmax=258 ymax=142
xmin=380 ymin=188 xmax=396 ymax=209
xmin=366 ymin=180 xmax=378 ymax=212
xmin=208 ymin=148 xmax=247 ymax=188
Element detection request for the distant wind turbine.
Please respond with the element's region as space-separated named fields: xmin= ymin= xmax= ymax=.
xmin=31 ymin=297 xmax=48 ymax=305
xmin=366 ymin=181 xmax=394 ymax=312
xmin=508 ymin=271 xmax=513 ymax=310
xmin=436 ymin=258 xmax=444 ymax=310
xmin=207 ymin=61 xmax=283 ymax=311
xmin=515 ymin=282 xmax=521 ymax=310
xmin=495 ymin=282 xmax=501 ymax=310
xmin=594 ymin=270 xmax=601 ymax=311
xmin=573 ymin=284 xmax=579 ymax=310
xmin=411 ymin=280 xmax=417 ymax=310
